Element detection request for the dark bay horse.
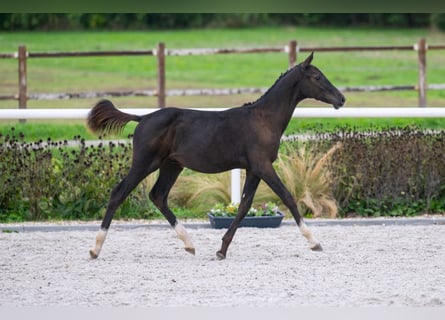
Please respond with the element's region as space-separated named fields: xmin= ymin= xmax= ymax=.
xmin=88 ymin=52 xmax=345 ymax=260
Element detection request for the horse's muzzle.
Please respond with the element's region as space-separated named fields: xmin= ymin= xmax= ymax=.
xmin=333 ymin=94 xmax=346 ymax=109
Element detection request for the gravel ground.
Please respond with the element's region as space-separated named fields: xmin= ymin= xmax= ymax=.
xmin=1 ymin=221 xmax=444 ymax=307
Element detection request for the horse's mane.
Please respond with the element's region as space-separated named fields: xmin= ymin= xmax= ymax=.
xmin=241 ymin=64 xmax=298 ymax=107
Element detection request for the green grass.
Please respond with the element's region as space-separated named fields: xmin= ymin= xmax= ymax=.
xmin=0 ymin=121 xmax=137 ymax=142
xmin=1 ymin=27 xmax=442 ymax=50
xmin=1 ymin=27 xmax=445 ymax=109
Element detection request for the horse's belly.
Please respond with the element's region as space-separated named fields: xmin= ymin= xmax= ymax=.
xmin=171 ymin=148 xmax=246 ymax=174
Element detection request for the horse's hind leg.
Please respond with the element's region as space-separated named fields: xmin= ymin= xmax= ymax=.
xmin=149 ymin=161 xmax=195 ymax=255
xmin=89 ymin=164 xmax=157 ymax=259
xmin=217 ymin=171 xmax=261 ymax=260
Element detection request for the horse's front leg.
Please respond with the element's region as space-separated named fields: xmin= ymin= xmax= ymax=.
xmin=258 ymin=164 xmax=322 ymax=252
xmin=217 ymin=172 xmax=260 ymax=260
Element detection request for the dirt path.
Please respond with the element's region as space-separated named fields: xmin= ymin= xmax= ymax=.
xmin=1 ymin=223 xmax=444 ymax=307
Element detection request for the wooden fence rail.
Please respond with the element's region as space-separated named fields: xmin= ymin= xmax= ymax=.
xmin=1 ymin=39 xmax=445 ymax=109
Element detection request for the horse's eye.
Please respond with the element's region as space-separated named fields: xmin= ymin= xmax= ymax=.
xmin=315 ymin=75 xmax=321 ymax=81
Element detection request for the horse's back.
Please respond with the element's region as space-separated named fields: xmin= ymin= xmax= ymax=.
xmin=138 ymin=106 xmax=246 ymax=136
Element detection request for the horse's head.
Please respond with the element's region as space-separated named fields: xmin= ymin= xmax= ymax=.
xmin=298 ymin=52 xmax=345 ymax=109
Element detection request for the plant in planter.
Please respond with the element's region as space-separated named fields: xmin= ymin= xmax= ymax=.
xmin=207 ymin=202 xmax=284 ymax=229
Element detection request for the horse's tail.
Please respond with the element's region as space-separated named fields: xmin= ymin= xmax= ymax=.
xmin=87 ymin=99 xmax=142 ymax=136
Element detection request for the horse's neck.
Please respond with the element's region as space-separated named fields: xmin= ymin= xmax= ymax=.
xmin=255 ymin=68 xmax=304 ymax=134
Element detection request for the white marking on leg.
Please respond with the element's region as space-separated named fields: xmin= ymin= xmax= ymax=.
xmin=90 ymin=228 xmax=107 ymax=259
xmin=174 ymin=222 xmax=195 ymax=254
xmin=299 ymin=221 xmax=320 ymax=250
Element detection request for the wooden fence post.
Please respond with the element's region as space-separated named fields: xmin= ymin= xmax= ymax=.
xmin=417 ymin=38 xmax=427 ymax=107
xmin=18 ymin=45 xmax=27 ymax=107
xmin=18 ymin=45 xmax=27 ymax=122
xmin=157 ymin=42 xmax=166 ymax=108
xmin=288 ymin=40 xmax=297 ymax=68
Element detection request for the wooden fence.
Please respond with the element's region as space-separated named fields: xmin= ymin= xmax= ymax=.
xmin=1 ymin=39 xmax=445 ymax=108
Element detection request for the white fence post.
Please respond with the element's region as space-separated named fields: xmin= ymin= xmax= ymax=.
xmin=231 ymin=168 xmax=241 ymax=204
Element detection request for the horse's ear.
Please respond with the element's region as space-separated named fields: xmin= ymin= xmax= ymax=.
xmin=302 ymin=52 xmax=314 ymax=69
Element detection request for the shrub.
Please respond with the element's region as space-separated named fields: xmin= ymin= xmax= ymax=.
xmin=274 ymin=141 xmax=340 ymax=218
xmin=0 ymin=128 xmax=160 ymax=222
xmin=0 ymin=130 xmax=57 ymax=220
xmin=327 ymin=127 xmax=445 ymax=217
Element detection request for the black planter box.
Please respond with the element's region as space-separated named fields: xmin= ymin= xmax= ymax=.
xmin=207 ymin=212 xmax=284 ymax=229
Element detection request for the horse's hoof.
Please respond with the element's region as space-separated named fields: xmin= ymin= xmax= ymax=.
xmin=89 ymin=249 xmax=98 ymax=259
xmin=216 ymin=251 xmax=226 ymax=260
xmin=185 ymin=247 xmax=196 ymax=255
xmin=310 ymin=243 xmax=323 ymax=252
